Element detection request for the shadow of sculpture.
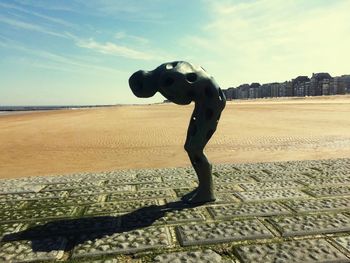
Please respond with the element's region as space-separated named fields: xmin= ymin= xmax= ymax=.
xmin=2 ymin=201 xmax=199 ymax=252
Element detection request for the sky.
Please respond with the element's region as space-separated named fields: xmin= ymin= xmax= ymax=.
xmin=1 ymin=0 xmax=350 ymax=105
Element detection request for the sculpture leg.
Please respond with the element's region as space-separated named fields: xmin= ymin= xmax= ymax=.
xmin=182 ymin=107 xmax=218 ymax=204
xmin=185 ymin=149 xmax=215 ymax=204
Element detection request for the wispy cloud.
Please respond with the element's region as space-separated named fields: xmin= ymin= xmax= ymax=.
xmin=0 ymin=39 xmax=125 ymax=74
xmin=13 ymin=0 xmax=76 ymax=12
xmin=0 ymin=15 xmax=71 ymax=39
xmin=76 ymin=38 xmax=155 ymax=60
xmin=115 ymin=31 xmax=149 ymax=45
xmin=0 ymin=2 xmax=76 ymax=28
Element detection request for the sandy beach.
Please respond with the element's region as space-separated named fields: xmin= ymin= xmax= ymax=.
xmin=0 ymin=95 xmax=349 ymax=179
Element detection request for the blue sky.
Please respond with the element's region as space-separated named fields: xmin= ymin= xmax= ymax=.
xmin=1 ymin=0 xmax=349 ymax=105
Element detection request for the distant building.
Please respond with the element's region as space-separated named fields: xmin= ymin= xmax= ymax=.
xmin=310 ymin=73 xmax=332 ymax=96
xmin=220 ymin=72 xmax=349 ymax=100
xmin=292 ymin=76 xmax=310 ymax=97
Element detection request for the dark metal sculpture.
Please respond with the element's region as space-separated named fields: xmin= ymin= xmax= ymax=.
xmin=129 ymin=61 xmax=226 ymax=204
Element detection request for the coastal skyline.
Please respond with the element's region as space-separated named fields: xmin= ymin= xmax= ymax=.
xmin=1 ymin=0 xmax=350 ymax=105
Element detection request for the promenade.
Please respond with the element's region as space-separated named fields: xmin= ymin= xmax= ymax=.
xmin=1 ymin=158 xmax=350 ymax=262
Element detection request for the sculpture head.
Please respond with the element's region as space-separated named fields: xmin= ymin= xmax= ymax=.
xmin=128 ymin=70 xmax=158 ymax=98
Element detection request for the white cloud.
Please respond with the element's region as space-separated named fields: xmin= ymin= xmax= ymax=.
xmin=76 ymin=38 xmax=155 ymax=60
xmin=184 ymin=0 xmax=350 ymax=86
xmin=115 ymin=31 xmax=149 ymax=45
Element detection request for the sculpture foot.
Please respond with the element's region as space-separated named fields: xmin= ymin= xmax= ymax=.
xmin=181 ymin=188 xmax=198 ymax=202
xmin=186 ymin=189 xmax=216 ymax=205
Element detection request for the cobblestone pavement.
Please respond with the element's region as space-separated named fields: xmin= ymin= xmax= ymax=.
xmin=1 ymin=158 xmax=350 ymax=262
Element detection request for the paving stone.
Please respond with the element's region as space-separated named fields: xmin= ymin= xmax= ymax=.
xmin=174 ymin=188 xmax=196 ymax=198
xmin=18 ymin=216 xmax=120 ymax=238
xmin=84 ymin=200 xmax=161 ymax=215
xmin=239 ymin=181 xmax=303 ymax=191
xmin=69 ymin=185 xmax=134 ymax=196
xmin=333 ymin=236 xmax=350 ymax=253
xmin=283 ymin=197 xmax=350 ymax=213
xmin=0 ymin=237 xmax=67 ymax=262
xmin=310 ymin=170 xmax=350 ymax=178
xmin=0 ymin=184 xmax=44 ymax=194
xmin=121 ymin=206 xmax=206 ymax=227
xmin=0 ymin=201 xmax=26 ymax=211
xmin=106 ymin=176 xmax=162 ymax=185
xmin=25 ymin=195 xmax=103 ymax=209
xmin=251 ymin=173 xmax=311 ymax=182
xmin=0 ymin=223 xmax=23 ymax=240
xmin=0 ymin=206 xmax=77 ymax=222
xmin=0 ymin=191 xmax=68 ymax=201
xmin=299 ymin=176 xmax=350 ymax=187
xmin=15 ymin=176 xmax=82 ymax=185
xmin=213 ymin=173 xmax=256 ymax=184
xmin=107 ymin=189 xmax=175 ymax=202
xmin=161 ymin=173 xmax=197 ymax=182
xmin=154 ymin=249 xmax=225 ymax=262
xmin=72 ymin=226 xmax=170 ymax=257
xmin=87 ymin=259 xmax=119 ymax=263
xmin=207 ymin=202 xmax=291 ymax=219
xmin=176 ymin=219 xmax=273 ymax=246
xmin=269 ymin=212 xmax=350 ymax=237
xmin=139 ymin=181 xmax=196 ymax=190
xmin=235 ymin=238 xmax=349 ymax=263
xmin=41 ymin=181 xmax=104 ymax=191
xmin=306 ymin=186 xmax=350 ymax=197
xmin=215 ymin=184 xmax=242 ymax=193
xmin=235 ymin=189 xmax=309 ymax=202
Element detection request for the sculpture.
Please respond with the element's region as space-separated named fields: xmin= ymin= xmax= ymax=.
xmin=129 ymin=61 xmax=226 ymax=204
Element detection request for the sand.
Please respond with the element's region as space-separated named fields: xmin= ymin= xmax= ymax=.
xmin=0 ymin=95 xmax=349 ymax=179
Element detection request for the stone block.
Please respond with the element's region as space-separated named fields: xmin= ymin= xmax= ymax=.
xmin=283 ymin=197 xmax=350 ymax=213
xmin=72 ymin=226 xmax=170 ymax=257
xmin=235 ymin=189 xmax=309 ymax=202
xmin=0 ymin=223 xmax=23 ymax=241
xmin=154 ymin=249 xmax=225 ymax=263
xmin=26 ymin=195 xmax=102 ymax=209
xmin=176 ymin=219 xmax=273 ymax=246
xmin=69 ymin=185 xmax=134 ymax=196
xmin=107 ymin=189 xmax=175 ymax=202
xmin=269 ymin=212 xmax=350 ymax=237
xmin=333 ymin=236 xmax=350 ymax=253
xmin=138 ymin=181 xmax=196 ymax=190
xmin=235 ymin=238 xmax=349 ymax=263
xmin=0 ymin=191 xmax=68 ymax=201
xmin=0 ymin=206 xmax=77 ymax=222
xmin=84 ymin=200 xmax=161 ymax=215
xmin=121 ymin=207 xmax=206 ymax=228
xmin=0 ymin=237 xmax=67 ymax=262
xmin=239 ymin=181 xmax=303 ymax=191
xmin=207 ymin=202 xmax=291 ymax=219
xmin=306 ymin=186 xmax=350 ymax=198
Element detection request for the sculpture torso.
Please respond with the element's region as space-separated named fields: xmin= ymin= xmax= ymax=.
xmin=155 ymin=61 xmax=225 ymax=108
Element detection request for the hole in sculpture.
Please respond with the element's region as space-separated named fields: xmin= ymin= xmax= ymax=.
xmin=186 ymin=73 xmax=197 ymax=83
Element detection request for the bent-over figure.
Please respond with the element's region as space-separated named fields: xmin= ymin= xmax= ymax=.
xmin=128 ymin=61 xmax=226 ymax=204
